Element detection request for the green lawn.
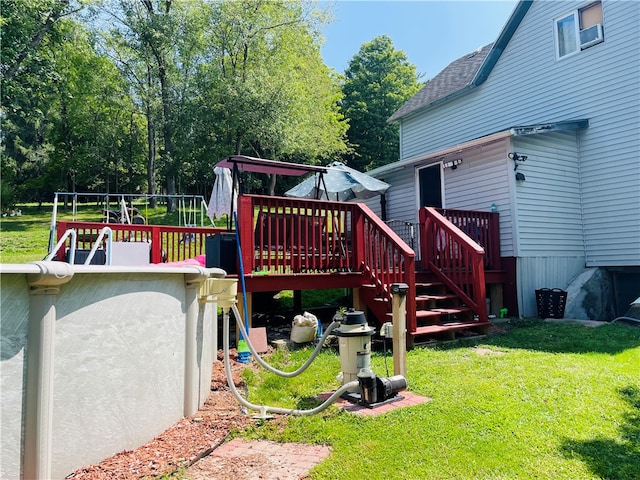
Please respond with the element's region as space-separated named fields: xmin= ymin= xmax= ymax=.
xmin=0 ymin=205 xmax=54 ymax=263
xmin=238 ymin=320 xmax=640 ymax=479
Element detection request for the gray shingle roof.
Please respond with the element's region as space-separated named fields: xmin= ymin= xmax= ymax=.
xmin=388 ymin=43 xmax=494 ymax=123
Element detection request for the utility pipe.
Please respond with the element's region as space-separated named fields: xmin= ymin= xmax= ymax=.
xmin=231 ymin=304 xmax=339 ymax=378
xmin=223 ymin=307 xmax=359 ymax=416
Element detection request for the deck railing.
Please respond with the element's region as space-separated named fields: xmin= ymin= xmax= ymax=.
xmin=238 ymin=195 xmax=355 ymax=274
xmin=419 ymin=207 xmax=488 ymax=322
xmin=436 ymin=208 xmax=501 ymax=270
xmin=55 ymin=221 xmax=225 ymax=264
xmin=237 ymin=195 xmax=416 ymax=326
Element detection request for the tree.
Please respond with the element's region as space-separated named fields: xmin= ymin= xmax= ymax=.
xmin=2 ymin=0 xmax=350 ymax=207
xmin=341 ymin=35 xmax=422 ymax=171
xmin=201 ymin=0 xmax=348 ymax=194
xmin=1 ymin=0 xmax=77 ymax=205
xmin=1 ymin=0 xmax=78 ymax=81
xmin=1 ymin=6 xmax=147 ymax=204
xmin=48 ymin=23 xmax=146 ymax=195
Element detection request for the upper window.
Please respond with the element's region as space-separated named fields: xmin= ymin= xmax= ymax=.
xmin=555 ymin=2 xmax=604 ymax=58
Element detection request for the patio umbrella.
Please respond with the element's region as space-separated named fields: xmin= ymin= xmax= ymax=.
xmin=207 ymin=166 xmax=236 ymax=223
xmin=284 ymin=161 xmax=390 ymax=201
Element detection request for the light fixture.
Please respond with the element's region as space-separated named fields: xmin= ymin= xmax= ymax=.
xmin=443 ymin=158 xmax=463 ymax=170
xmin=515 ymin=172 xmax=526 ymax=181
xmin=509 ymin=152 xmax=528 ymax=171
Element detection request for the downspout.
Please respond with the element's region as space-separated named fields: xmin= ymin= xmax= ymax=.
xmin=24 ymin=261 xmax=74 ymax=480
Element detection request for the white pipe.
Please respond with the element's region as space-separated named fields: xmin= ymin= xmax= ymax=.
xmin=47 ymin=194 xmax=59 ymax=255
xmin=223 ymin=308 xmax=359 ymax=416
xmin=231 ymin=304 xmax=339 ymax=378
xmin=612 ymin=316 xmax=640 ymax=324
xmin=120 ymin=197 xmax=131 ymax=224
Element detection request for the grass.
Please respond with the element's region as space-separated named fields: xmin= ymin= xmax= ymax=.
xmin=238 ymin=320 xmax=640 ymax=479
xmin=0 ymin=204 xmax=54 ymax=263
xmin=273 ymin=288 xmax=349 ymax=310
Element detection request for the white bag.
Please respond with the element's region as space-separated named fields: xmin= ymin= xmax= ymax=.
xmin=290 ymin=311 xmax=318 ymax=343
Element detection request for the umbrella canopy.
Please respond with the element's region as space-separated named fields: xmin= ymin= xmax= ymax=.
xmin=285 ymin=161 xmax=390 ymax=201
xmin=207 ymin=166 xmax=235 ymax=223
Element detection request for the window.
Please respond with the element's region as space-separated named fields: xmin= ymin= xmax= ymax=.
xmin=555 ymin=2 xmax=604 ymax=58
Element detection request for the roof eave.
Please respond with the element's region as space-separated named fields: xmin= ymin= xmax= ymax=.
xmin=509 ymin=119 xmax=589 ymax=135
xmin=388 ymin=0 xmax=534 ymax=123
xmin=370 ymin=118 xmax=589 ymax=177
xmin=471 ymin=0 xmax=534 ymax=86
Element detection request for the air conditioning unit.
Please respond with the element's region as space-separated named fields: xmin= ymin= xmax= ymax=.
xmin=580 ymin=24 xmax=603 ymax=48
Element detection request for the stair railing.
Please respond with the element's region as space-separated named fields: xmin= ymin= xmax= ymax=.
xmin=419 ymin=207 xmax=488 ymax=322
xmin=353 ymin=204 xmax=417 ymax=333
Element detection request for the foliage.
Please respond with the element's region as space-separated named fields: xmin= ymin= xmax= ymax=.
xmin=1 ymin=3 xmax=143 ymax=204
xmin=1 ymin=0 xmax=349 ymax=206
xmin=196 ymin=0 xmax=348 ymax=194
xmin=1 ymin=0 xmax=71 ymax=204
xmin=341 ymin=35 xmax=422 ymax=171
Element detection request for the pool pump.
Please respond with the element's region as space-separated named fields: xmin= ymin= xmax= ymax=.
xmin=334 ymin=309 xmax=407 ymax=407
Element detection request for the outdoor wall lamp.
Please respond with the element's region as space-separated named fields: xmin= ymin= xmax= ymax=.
xmin=443 ymin=158 xmax=463 ymax=170
xmin=509 ymin=152 xmax=528 ymax=170
xmin=515 ymin=172 xmax=526 ymax=182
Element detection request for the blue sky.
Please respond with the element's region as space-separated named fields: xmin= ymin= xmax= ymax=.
xmin=319 ymin=0 xmax=519 ymax=79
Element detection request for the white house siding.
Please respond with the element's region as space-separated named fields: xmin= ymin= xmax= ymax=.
xmin=443 ymin=139 xmax=515 ymax=256
xmin=511 ymin=132 xmax=584 ymax=257
xmin=517 ymin=256 xmax=587 ymax=317
xmin=397 ymin=0 xmax=640 ymax=267
xmin=377 ymin=164 xmax=418 ymax=225
xmin=510 ymin=132 xmax=587 ymax=316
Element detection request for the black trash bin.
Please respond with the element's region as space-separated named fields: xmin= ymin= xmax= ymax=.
xmin=205 ymin=233 xmax=237 ymax=273
xmin=535 ymin=288 xmax=567 ymax=319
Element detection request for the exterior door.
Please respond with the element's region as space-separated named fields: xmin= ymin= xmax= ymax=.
xmin=419 ymin=164 xmax=442 ymax=208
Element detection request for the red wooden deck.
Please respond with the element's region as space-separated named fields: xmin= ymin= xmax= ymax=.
xmin=55 ymin=195 xmax=508 ymax=345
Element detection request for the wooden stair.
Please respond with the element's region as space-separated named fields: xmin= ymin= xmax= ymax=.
xmin=411 ymin=281 xmax=491 ymax=343
xmin=360 ymin=278 xmax=491 ymax=346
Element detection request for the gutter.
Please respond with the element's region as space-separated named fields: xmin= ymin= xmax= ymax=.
xmin=369 ymin=130 xmax=513 ymax=177
xmin=369 ymin=117 xmax=589 ymax=178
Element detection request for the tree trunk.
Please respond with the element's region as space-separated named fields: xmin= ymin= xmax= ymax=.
xmin=146 ymin=100 xmax=157 ymax=208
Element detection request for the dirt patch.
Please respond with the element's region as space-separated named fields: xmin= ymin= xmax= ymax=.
xmin=472 ymin=346 xmax=506 ymax=356
xmin=185 ymin=438 xmax=331 ymax=480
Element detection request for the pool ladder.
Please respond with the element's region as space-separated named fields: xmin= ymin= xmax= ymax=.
xmin=45 ymin=227 xmax=113 ymax=265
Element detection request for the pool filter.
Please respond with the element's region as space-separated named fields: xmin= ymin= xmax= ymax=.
xmin=334 ymin=309 xmax=407 ymax=407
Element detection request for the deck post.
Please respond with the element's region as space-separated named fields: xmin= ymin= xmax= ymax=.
xmin=237 ymin=292 xmax=252 ymax=329
xmin=352 ymin=287 xmax=366 ymax=312
xmin=391 ymin=283 xmax=408 ymax=378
